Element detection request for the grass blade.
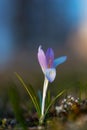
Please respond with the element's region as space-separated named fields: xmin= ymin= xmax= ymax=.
xmin=15 ymin=72 xmax=41 ymax=117
xmin=9 ymin=85 xmax=27 ymax=130
xmin=38 ymin=90 xmax=42 ymax=108
xmin=45 ymin=90 xmax=51 ymax=109
xmin=44 ymin=90 xmax=65 ymax=118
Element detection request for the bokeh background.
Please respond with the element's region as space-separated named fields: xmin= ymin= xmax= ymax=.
xmin=0 ymin=0 xmax=87 ymax=98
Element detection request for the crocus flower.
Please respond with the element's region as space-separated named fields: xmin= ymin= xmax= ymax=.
xmin=38 ymin=45 xmax=67 ymax=82
xmin=37 ymin=46 xmax=67 ymax=123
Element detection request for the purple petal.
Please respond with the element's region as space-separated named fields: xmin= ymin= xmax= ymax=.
xmin=45 ymin=68 xmax=56 ymax=82
xmin=37 ymin=46 xmax=47 ymax=73
xmin=46 ymin=48 xmax=54 ymax=68
xmin=53 ymin=56 xmax=67 ymax=68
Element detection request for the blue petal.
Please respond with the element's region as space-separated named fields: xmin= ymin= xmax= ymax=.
xmin=45 ymin=68 xmax=56 ymax=83
xmin=53 ymin=56 xmax=67 ymax=68
xmin=46 ymin=48 xmax=54 ymax=68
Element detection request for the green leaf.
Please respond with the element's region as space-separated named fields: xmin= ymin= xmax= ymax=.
xmin=45 ymin=90 xmax=51 ymax=108
xmin=44 ymin=90 xmax=65 ymax=118
xmin=38 ymin=90 xmax=42 ymax=108
xmin=9 ymin=85 xmax=27 ymax=130
xmin=15 ymin=72 xmax=41 ymax=117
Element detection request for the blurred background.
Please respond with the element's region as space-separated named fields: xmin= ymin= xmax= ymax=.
xmin=0 ymin=0 xmax=87 ymax=98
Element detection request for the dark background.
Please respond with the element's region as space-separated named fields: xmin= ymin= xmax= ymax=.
xmin=0 ymin=0 xmax=87 ymax=93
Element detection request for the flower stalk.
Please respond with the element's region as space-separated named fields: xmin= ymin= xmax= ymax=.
xmin=39 ymin=77 xmax=49 ymax=124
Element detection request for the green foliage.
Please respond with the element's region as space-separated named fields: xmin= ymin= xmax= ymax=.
xmin=9 ymin=85 xmax=27 ymax=130
xmin=45 ymin=91 xmax=51 ymax=109
xmin=15 ymin=72 xmax=41 ymax=117
xmin=38 ymin=90 xmax=42 ymax=108
xmin=15 ymin=72 xmax=65 ymax=125
xmin=44 ymin=90 xmax=65 ymax=118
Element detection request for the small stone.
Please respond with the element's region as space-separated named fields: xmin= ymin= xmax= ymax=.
xmin=67 ymin=102 xmax=72 ymax=106
xmin=75 ymin=99 xmax=79 ymax=103
xmin=63 ymin=104 xmax=67 ymax=109
xmin=10 ymin=119 xmax=17 ymax=127
xmin=67 ymin=95 xmax=71 ymax=99
xmin=55 ymin=106 xmax=63 ymax=114
xmin=71 ymin=97 xmax=75 ymax=101
xmin=63 ymin=99 xmax=67 ymax=102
